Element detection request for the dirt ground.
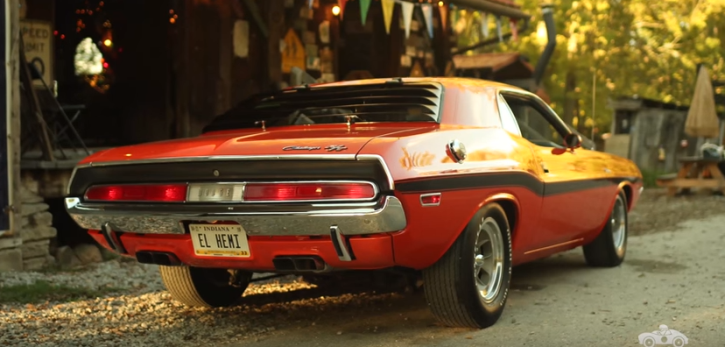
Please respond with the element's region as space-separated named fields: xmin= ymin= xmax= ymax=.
xmin=2 ymin=187 xmax=724 ymax=346
xmin=629 ymin=187 xmax=725 ymax=236
xmin=234 ymin=213 xmax=725 ymax=347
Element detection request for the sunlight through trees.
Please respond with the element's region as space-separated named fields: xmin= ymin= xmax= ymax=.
xmin=455 ymin=0 xmax=725 ymax=136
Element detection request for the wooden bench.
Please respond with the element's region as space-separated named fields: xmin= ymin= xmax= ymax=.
xmin=655 ymin=173 xmax=678 ymax=186
xmin=656 ymin=157 xmax=725 ymax=196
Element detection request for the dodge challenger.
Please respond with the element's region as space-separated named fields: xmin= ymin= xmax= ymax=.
xmin=65 ymin=77 xmax=642 ymax=329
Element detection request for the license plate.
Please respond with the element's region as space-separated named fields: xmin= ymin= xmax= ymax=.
xmin=187 ymin=183 xmax=244 ymax=202
xmin=189 ymin=223 xmax=250 ymax=257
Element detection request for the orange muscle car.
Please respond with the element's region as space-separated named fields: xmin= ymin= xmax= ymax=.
xmin=65 ymin=77 xmax=642 ymax=329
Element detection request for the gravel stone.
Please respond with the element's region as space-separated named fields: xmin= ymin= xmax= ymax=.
xmin=21 ymin=240 xmax=51 ymax=259
xmin=22 ymin=256 xmax=51 ymax=271
xmin=73 ymin=244 xmax=103 ymax=264
xmin=56 ymin=246 xmax=83 ymax=269
xmin=20 ymin=203 xmax=49 ymax=217
xmin=20 ymin=186 xmax=44 ymax=203
xmin=629 ymin=188 xmax=725 ymax=236
xmin=21 ymin=226 xmax=57 ymax=242
xmin=0 ymin=188 xmax=718 ymax=346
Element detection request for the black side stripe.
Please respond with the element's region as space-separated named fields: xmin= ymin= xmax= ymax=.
xmin=395 ymin=172 xmax=639 ymax=197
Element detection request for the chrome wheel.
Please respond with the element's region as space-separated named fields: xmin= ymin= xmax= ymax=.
xmin=474 ymin=217 xmax=504 ymax=303
xmin=423 ymin=203 xmax=512 ymax=328
xmin=611 ymin=196 xmax=626 ymax=255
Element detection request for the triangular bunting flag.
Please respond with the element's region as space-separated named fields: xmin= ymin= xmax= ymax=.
xmin=439 ymin=3 xmax=448 ymax=32
xmin=421 ymin=3 xmax=434 ymax=38
xmin=401 ymin=1 xmax=414 ymax=39
xmin=338 ymin=0 xmax=347 ymax=20
xmin=510 ymin=19 xmax=518 ymax=41
xmin=481 ymin=12 xmax=489 ymax=38
xmin=382 ymin=0 xmax=395 ymax=34
xmin=360 ymin=0 xmax=371 ymax=25
xmin=495 ymin=16 xmax=503 ymax=42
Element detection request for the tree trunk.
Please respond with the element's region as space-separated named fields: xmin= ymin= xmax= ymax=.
xmin=562 ymin=69 xmax=577 ymax=126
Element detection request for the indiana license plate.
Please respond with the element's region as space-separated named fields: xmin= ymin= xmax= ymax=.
xmin=189 ymin=223 xmax=250 ymax=257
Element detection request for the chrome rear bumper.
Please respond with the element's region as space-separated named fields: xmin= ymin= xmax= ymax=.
xmin=65 ymin=195 xmax=407 ymax=236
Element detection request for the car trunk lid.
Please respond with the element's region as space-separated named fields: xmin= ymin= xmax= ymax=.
xmin=83 ymin=124 xmax=436 ymax=164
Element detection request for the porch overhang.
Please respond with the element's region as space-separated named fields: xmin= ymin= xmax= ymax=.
xmin=449 ymin=0 xmax=530 ymax=20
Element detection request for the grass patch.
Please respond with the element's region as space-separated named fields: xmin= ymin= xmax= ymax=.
xmin=0 ymin=280 xmax=123 ymax=304
xmin=640 ymin=169 xmax=671 ymax=188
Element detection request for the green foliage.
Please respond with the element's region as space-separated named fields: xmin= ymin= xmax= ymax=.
xmin=0 ymin=281 xmax=123 ymax=304
xmin=640 ymin=169 xmax=671 ymax=188
xmin=453 ymin=0 xmax=725 ymax=136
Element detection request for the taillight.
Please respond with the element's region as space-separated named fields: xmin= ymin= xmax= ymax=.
xmin=84 ymin=184 xmax=188 ymax=202
xmin=243 ymin=182 xmax=376 ymax=201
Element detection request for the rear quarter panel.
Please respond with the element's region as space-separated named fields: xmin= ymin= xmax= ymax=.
xmin=358 ymin=126 xmax=545 ymax=269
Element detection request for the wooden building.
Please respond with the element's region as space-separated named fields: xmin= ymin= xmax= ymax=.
xmin=46 ymin=0 xmax=532 ymax=146
xmin=1 ymin=0 xmax=532 ymax=271
xmin=604 ymin=97 xmax=703 ymax=173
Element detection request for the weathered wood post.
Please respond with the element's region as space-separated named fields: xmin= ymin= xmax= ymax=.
xmin=0 ymin=0 xmax=23 ymax=271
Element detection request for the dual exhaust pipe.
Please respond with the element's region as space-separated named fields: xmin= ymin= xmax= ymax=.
xmin=272 ymin=256 xmax=327 ymax=272
xmin=136 ymin=251 xmax=328 ymax=272
xmin=136 ymin=251 xmax=182 ymax=266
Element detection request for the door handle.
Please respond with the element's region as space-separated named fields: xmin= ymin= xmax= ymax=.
xmin=541 ymin=162 xmax=549 ymax=173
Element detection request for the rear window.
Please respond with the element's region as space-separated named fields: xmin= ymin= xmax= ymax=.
xmin=203 ymin=81 xmax=444 ymax=133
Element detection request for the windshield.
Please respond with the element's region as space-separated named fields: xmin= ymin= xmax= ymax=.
xmin=203 ymin=82 xmax=444 ymax=133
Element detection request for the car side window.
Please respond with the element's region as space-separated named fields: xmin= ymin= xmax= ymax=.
xmin=500 ymin=94 xmax=564 ymax=148
xmin=497 ymin=94 xmax=522 ymax=136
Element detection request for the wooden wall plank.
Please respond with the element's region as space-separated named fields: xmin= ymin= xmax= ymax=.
xmin=9 ymin=0 xmax=22 ymax=234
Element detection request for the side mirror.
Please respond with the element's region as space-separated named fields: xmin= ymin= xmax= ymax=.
xmin=552 ymin=133 xmax=582 ymax=155
xmin=564 ymin=133 xmax=582 ymax=148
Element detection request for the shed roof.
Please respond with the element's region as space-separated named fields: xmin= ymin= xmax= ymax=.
xmin=452 ymin=52 xmax=533 ymax=72
xmin=448 ymin=0 xmax=528 ymax=20
xmin=611 ymin=96 xmax=689 ymax=112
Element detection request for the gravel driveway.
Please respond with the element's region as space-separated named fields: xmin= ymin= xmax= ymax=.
xmin=1 ymin=188 xmax=723 ymax=346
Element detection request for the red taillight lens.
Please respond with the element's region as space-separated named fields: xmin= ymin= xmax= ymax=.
xmin=84 ymin=184 xmax=188 ymax=202
xmin=243 ymin=183 xmax=376 ymax=201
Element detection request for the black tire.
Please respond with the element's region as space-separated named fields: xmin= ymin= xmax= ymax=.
xmin=583 ymin=191 xmax=628 ymax=267
xmin=422 ymin=203 xmax=513 ymax=329
xmin=159 ymin=266 xmax=251 ymax=307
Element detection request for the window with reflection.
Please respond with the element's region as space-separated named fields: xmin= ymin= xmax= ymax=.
xmin=501 ymin=96 xmax=563 ymax=148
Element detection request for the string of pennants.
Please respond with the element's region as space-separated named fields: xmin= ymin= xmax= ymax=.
xmin=322 ymin=0 xmax=519 ymax=41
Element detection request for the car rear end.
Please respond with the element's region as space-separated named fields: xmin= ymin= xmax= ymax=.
xmin=65 ymin=79 xmax=446 ymax=274
xmin=66 ymin=155 xmax=405 ymax=272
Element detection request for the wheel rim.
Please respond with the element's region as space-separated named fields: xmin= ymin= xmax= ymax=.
xmin=474 ymin=217 xmax=504 ymax=304
xmin=611 ymin=196 xmax=627 ymax=254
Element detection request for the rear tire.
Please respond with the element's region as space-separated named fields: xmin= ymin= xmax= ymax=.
xmin=423 ymin=203 xmax=512 ymax=329
xmin=583 ymin=191 xmax=628 ymax=267
xmin=159 ymin=266 xmax=251 ymax=307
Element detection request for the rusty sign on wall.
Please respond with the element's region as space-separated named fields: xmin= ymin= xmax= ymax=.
xmin=281 ymin=28 xmax=305 ymax=73
xmin=233 ymin=20 xmax=249 ymax=58
xmin=20 ymin=20 xmax=53 ymax=88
